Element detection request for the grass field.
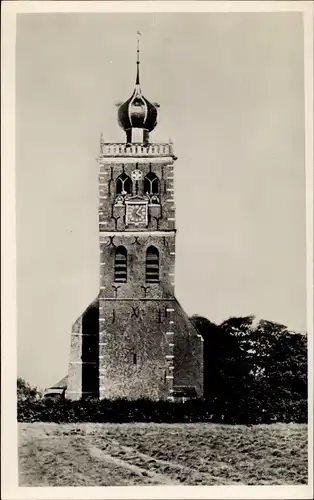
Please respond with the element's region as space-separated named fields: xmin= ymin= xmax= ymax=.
xmin=19 ymin=422 xmax=307 ymax=486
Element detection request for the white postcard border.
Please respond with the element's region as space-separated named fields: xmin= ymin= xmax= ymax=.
xmin=1 ymin=2 xmax=313 ymax=499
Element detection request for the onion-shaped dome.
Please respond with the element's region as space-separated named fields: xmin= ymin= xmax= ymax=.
xmin=118 ymin=86 xmax=158 ymax=132
xmin=117 ymin=37 xmax=158 ymax=133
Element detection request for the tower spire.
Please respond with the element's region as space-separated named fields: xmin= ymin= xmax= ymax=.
xmin=117 ymin=31 xmax=158 ymax=144
xmin=136 ymin=31 xmax=141 ymax=86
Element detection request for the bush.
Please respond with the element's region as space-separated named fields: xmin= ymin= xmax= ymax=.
xmin=17 ymin=395 xmax=307 ymax=424
xmin=17 ymin=377 xmax=42 ymax=403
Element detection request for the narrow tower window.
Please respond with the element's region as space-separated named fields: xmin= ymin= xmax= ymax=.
xmin=116 ymin=173 xmax=132 ymax=194
xmin=133 ymin=353 xmax=137 ymax=365
xmin=146 ymin=246 xmax=159 ymax=283
xmin=144 ymin=172 xmax=159 ymax=195
xmin=114 ymin=246 xmax=127 ymax=282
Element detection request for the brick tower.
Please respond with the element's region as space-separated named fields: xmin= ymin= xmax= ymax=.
xmin=65 ymin=40 xmax=203 ymax=400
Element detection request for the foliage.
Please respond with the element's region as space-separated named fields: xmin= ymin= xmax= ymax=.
xmin=17 ymin=377 xmax=43 ymax=403
xmin=18 ymin=397 xmax=211 ymax=424
xmin=191 ymin=315 xmax=307 ymax=424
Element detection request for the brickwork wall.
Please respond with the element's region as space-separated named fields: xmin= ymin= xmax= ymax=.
xmin=66 ymin=315 xmax=83 ymax=400
xmin=98 ymin=299 xmax=175 ymax=400
xmin=97 ymin=297 xmax=203 ymax=400
xmin=66 ymin=295 xmax=204 ymax=401
xmin=99 ymin=234 xmax=175 ymax=299
xmin=66 ymin=300 xmax=99 ymax=400
xmin=97 ymin=159 xmax=175 ymax=232
xmin=172 ymin=300 xmax=204 ymax=397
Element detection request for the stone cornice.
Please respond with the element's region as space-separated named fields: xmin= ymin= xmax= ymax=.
xmin=99 ymin=230 xmax=176 ymax=237
xmin=96 ymin=156 xmax=175 ymax=165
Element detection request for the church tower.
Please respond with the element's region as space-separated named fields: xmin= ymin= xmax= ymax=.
xmin=65 ymin=40 xmax=204 ymax=401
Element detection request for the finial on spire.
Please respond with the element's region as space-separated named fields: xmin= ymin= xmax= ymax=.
xmin=136 ymin=30 xmax=142 ymax=86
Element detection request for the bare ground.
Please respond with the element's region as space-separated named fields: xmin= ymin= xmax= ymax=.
xmin=19 ymin=422 xmax=307 ymax=486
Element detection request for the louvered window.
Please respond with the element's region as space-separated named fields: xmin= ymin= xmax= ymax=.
xmin=114 ymin=246 xmax=127 ymax=282
xmin=146 ymin=246 xmax=159 ymax=283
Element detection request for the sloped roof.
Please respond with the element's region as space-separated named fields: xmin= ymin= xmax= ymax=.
xmin=49 ymin=375 xmax=68 ymax=389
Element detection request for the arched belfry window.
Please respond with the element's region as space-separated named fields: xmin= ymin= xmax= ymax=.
xmin=144 ymin=172 xmax=159 ymax=195
xmin=114 ymin=246 xmax=127 ymax=282
xmin=146 ymin=246 xmax=159 ymax=283
xmin=116 ymin=173 xmax=132 ymax=195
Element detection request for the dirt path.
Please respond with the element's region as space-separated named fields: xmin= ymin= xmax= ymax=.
xmin=19 ymin=435 xmax=155 ymax=486
xmin=89 ymin=446 xmax=179 ymax=484
xmin=89 ymin=436 xmax=239 ymax=485
xmin=102 ymin=439 xmax=239 ymax=485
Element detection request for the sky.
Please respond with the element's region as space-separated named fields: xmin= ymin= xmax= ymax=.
xmin=16 ymin=12 xmax=306 ymax=389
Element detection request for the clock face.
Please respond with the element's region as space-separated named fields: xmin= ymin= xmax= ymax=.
xmin=131 ymin=169 xmax=143 ymax=181
xmin=126 ymin=203 xmax=147 ymax=225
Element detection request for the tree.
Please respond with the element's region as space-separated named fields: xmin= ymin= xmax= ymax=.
xmin=264 ymin=331 xmax=307 ymax=421
xmin=191 ymin=315 xmax=253 ymax=421
xmin=191 ymin=314 xmax=307 ymax=423
xmin=247 ymin=319 xmax=288 ymax=378
xmin=17 ymin=377 xmax=42 ymax=402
